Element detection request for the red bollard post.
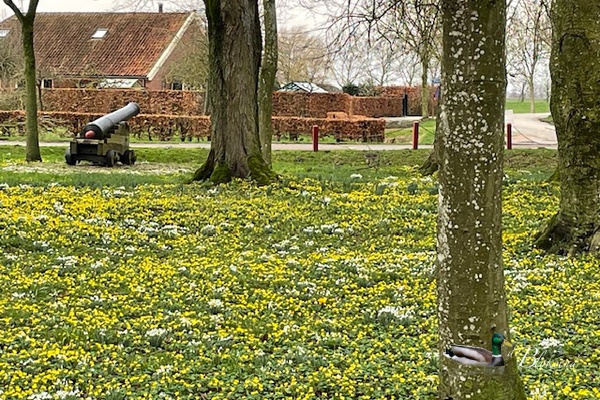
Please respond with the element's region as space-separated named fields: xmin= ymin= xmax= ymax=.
xmin=412 ymin=121 xmax=419 ymax=150
xmin=312 ymin=125 xmax=319 ymax=152
xmin=506 ymin=122 xmax=512 ymax=150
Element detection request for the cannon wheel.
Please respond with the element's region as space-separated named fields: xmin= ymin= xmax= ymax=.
xmin=65 ymin=149 xmax=77 ymax=166
xmin=121 ymin=150 xmax=136 ymax=166
xmin=106 ymin=150 xmax=118 ymax=167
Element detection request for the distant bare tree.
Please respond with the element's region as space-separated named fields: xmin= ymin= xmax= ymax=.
xmin=164 ymin=23 xmax=209 ymax=90
xmin=317 ymin=0 xmax=441 ymax=116
xmin=325 ymin=33 xmax=367 ymax=88
xmin=365 ymin=38 xmax=401 ymax=86
xmin=506 ymin=0 xmax=551 ymax=112
xmin=277 ymin=26 xmax=328 ymax=84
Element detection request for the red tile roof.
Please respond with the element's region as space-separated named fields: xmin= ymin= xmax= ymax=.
xmin=0 ymin=12 xmax=194 ymax=78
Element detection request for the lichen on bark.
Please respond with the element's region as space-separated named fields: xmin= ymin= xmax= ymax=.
xmin=436 ymin=0 xmax=526 ymax=398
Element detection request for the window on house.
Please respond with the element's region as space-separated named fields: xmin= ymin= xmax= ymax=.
xmin=171 ymin=81 xmax=183 ymax=90
xmin=0 ymin=29 xmax=10 ymax=38
xmin=92 ymin=28 xmax=108 ymax=39
xmin=42 ymin=79 xmax=53 ymax=88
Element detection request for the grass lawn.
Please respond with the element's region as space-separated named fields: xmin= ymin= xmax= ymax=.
xmin=385 ymin=118 xmax=436 ymax=145
xmin=1 ymin=146 xmax=598 ymax=399
xmin=506 ymin=98 xmax=550 ymax=114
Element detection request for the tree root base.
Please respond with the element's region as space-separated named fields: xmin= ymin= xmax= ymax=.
xmin=192 ymin=153 xmax=277 ymax=185
xmin=419 ymin=151 xmax=439 ymax=176
xmin=534 ymin=212 xmax=599 ymax=255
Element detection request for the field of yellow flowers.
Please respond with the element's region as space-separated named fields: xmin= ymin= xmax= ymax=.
xmin=0 ymin=160 xmax=599 ymax=398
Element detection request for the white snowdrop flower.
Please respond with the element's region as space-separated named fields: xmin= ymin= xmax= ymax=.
xmin=28 ymin=393 xmax=53 ymax=400
xmin=12 ymin=292 xmax=27 ymax=299
xmin=56 ymin=389 xmax=80 ymax=399
xmin=377 ymin=306 xmax=415 ymax=321
xmin=52 ymin=201 xmax=65 ymax=214
xmin=322 ymin=196 xmax=331 ymax=205
xmin=303 ymin=226 xmax=316 ymax=234
xmin=200 ymin=224 xmax=217 ymax=236
xmin=156 ymin=365 xmax=173 ymax=375
xmin=378 ymin=306 xmax=401 ymax=318
xmin=350 ymin=173 xmax=363 ymax=179
xmin=539 ymin=338 xmax=562 ymax=349
xmin=0 ymin=183 xmax=9 ymax=190
xmin=145 ymin=328 xmax=167 ymax=338
xmin=208 ymin=299 xmax=224 ymax=309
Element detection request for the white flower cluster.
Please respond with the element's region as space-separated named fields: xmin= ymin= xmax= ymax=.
xmin=28 ymin=393 xmax=52 ymax=400
xmin=200 ymin=224 xmax=217 ymax=236
xmin=208 ymin=299 xmax=224 ymax=309
xmin=377 ymin=306 xmax=415 ymax=321
xmin=145 ymin=328 xmax=167 ymax=338
xmin=539 ymin=338 xmax=562 ymax=349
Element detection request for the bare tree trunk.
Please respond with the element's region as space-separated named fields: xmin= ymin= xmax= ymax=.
xmin=420 ymin=50 xmax=430 ymax=118
xmin=5 ymin=0 xmax=42 ymax=162
xmin=518 ymin=80 xmax=526 ymax=102
xmin=258 ymin=0 xmax=277 ymax=166
xmin=437 ymin=0 xmax=526 ymax=398
xmin=36 ymin=80 xmax=43 ymax=111
xmin=419 ymin=93 xmax=442 ymax=176
xmin=193 ymin=0 xmax=275 ymax=185
xmin=534 ymin=0 xmax=600 ymax=254
xmin=528 ymin=76 xmax=535 ymax=113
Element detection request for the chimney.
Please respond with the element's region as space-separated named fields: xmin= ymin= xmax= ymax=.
xmin=158 ymin=3 xmax=163 ymax=13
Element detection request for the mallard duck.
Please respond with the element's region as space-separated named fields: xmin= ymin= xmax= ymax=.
xmin=444 ymin=332 xmax=511 ymax=366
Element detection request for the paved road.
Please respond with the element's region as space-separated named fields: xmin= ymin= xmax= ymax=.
xmin=505 ymin=111 xmax=556 ymax=146
xmin=1 ymin=112 xmax=556 ymax=151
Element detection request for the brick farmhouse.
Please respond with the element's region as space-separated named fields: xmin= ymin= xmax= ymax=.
xmin=0 ymin=11 xmax=201 ymax=90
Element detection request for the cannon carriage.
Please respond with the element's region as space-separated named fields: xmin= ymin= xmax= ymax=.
xmin=65 ymin=102 xmax=140 ymax=167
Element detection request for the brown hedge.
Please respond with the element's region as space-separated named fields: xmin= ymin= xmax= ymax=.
xmin=41 ymin=89 xmax=204 ymax=115
xmin=38 ymin=88 xmax=435 ymax=118
xmin=0 ymin=111 xmax=384 ymax=142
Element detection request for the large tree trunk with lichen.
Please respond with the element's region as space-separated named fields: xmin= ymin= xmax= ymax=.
xmin=437 ymin=1 xmax=526 ymax=399
xmin=534 ymin=0 xmax=600 ymax=255
xmin=258 ymin=0 xmax=278 ymax=166
xmin=193 ymin=0 xmax=275 ymax=185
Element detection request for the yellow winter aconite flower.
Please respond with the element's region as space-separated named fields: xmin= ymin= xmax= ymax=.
xmin=0 ymin=177 xmax=597 ymax=398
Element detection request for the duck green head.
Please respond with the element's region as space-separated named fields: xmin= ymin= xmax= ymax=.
xmin=491 ymin=332 xmax=511 ymax=356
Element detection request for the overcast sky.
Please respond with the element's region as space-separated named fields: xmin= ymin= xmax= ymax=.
xmin=0 ymin=0 xmax=325 ymax=29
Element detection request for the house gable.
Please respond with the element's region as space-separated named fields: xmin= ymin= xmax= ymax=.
xmin=0 ymin=12 xmax=197 ymax=80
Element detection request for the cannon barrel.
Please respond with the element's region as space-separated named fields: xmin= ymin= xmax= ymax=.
xmin=82 ymin=102 xmax=140 ymax=139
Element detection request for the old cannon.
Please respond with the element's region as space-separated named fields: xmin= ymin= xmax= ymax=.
xmin=65 ymin=102 xmax=140 ymax=167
